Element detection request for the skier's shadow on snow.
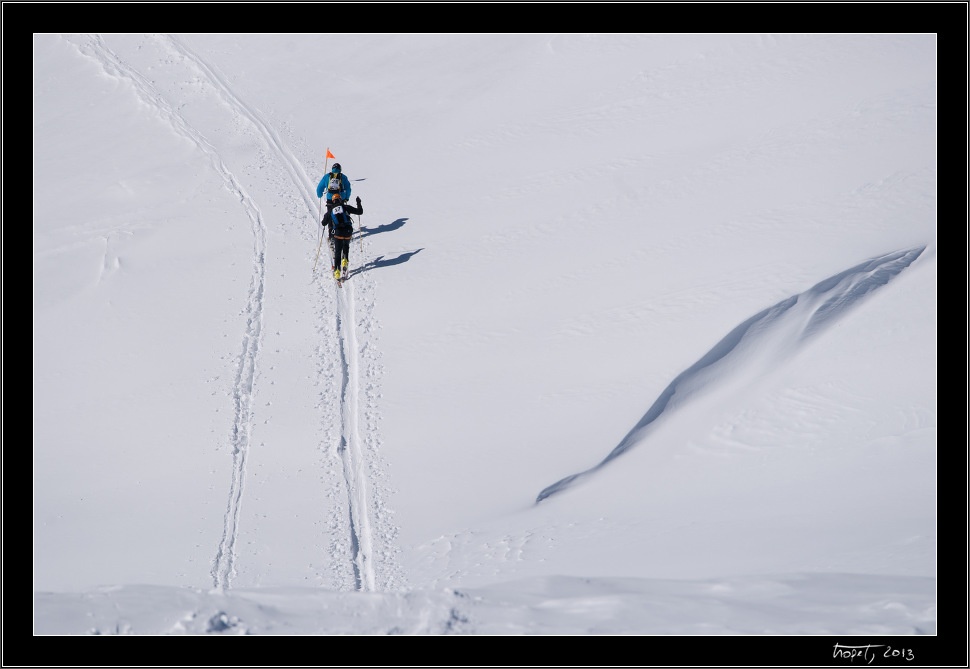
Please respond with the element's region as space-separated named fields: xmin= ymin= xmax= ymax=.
xmin=360 ymin=218 xmax=407 ymax=239
xmin=349 ymin=248 xmax=423 ymax=278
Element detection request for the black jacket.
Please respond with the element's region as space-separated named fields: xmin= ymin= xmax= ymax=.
xmin=323 ymin=200 xmax=363 ymax=239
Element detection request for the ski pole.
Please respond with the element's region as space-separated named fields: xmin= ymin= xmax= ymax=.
xmin=313 ymin=197 xmax=324 ymax=271
xmin=313 ymin=225 xmax=324 ymax=271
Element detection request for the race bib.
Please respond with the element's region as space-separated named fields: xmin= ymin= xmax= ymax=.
xmin=332 ymin=205 xmax=344 ymax=216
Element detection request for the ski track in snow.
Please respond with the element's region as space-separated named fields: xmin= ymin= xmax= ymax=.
xmin=336 ymin=286 xmax=376 ymax=591
xmin=537 ymin=246 xmax=927 ymax=503
xmin=67 ymin=34 xmax=269 ymax=591
xmin=161 ymin=34 xmax=388 ymax=593
xmin=69 ymin=33 xmax=391 ymax=593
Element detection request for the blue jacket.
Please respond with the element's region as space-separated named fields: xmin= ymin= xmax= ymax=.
xmin=316 ymin=171 xmax=351 ymax=202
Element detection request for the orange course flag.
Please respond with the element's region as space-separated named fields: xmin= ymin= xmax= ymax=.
xmin=326 ymin=149 xmax=335 ymax=159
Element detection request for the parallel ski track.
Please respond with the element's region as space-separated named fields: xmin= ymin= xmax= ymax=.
xmin=70 ymin=34 xmax=269 ymax=591
xmin=335 ymin=285 xmax=376 ymax=591
xmin=160 ymin=35 xmax=380 ymax=592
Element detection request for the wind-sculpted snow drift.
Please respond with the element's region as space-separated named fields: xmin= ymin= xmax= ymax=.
xmin=536 ymin=246 xmax=927 ymax=503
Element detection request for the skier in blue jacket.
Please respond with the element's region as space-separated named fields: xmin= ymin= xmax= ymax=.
xmin=316 ymin=163 xmax=351 ymax=205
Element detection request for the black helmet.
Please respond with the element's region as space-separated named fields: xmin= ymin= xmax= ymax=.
xmin=332 ymin=163 xmax=342 ymax=173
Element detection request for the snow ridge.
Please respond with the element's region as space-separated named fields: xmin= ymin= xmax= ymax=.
xmin=536 ymin=246 xmax=927 ymax=503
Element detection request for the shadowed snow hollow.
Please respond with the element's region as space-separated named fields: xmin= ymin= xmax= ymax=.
xmin=537 ymin=246 xmax=926 ymax=503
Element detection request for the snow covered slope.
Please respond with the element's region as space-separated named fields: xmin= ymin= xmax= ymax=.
xmin=33 ymin=33 xmax=936 ymax=641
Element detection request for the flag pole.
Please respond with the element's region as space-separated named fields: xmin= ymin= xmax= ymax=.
xmin=314 ymin=148 xmax=336 ymax=272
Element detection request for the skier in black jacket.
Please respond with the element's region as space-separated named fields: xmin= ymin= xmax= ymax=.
xmin=323 ymin=194 xmax=363 ymax=280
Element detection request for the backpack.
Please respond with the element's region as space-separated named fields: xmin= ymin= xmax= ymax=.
xmin=330 ymin=205 xmax=355 ymax=239
xmin=327 ymin=174 xmax=343 ymax=194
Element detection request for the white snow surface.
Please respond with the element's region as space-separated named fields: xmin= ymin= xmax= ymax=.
xmin=33 ymin=33 xmax=936 ymax=640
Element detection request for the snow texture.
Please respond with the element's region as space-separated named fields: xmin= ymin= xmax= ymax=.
xmin=32 ymin=32 xmax=939 ymax=653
